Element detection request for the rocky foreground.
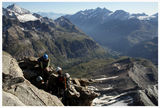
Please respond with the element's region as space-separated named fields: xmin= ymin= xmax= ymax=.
xmin=2 ymin=52 xmax=99 ymax=106
xmin=2 ymin=52 xmax=158 ymax=106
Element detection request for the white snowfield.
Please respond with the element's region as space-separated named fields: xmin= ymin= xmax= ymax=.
xmin=87 ymin=86 xmax=99 ymax=91
xmin=137 ymin=15 xmax=156 ymax=20
xmin=5 ymin=4 xmax=39 ymax=22
xmin=92 ymin=92 xmax=133 ymax=106
xmin=95 ymin=76 xmax=118 ymax=81
xmin=17 ymin=14 xmax=38 ymax=22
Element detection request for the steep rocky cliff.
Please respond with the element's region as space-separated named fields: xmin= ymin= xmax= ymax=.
xmin=2 ymin=52 xmax=63 ymax=106
xmin=2 ymin=52 xmax=99 ymax=106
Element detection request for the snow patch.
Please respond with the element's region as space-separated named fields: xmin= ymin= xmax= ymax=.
xmin=102 ymin=87 xmax=113 ymax=90
xmin=92 ymin=92 xmax=133 ymax=106
xmin=137 ymin=16 xmax=149 ymax=20
xmin=17 ymin=14 xmax=38 ymax=22
xmin=88 ymin=86 xmax=99 ymax=91
xmin=95 ymin=76 xmax=118 ymax=81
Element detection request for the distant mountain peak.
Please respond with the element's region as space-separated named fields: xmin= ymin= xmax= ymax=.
xmin=109 ymin=10 xmax=129 ymax=20
xmin=7 ymin=4 xmax=30 ymax=15
xmin=114 ymin=10 xmax=129 ymax=14
xmin=55 ymin=16 xmax=74 ymax=26
xmin=4 ymin=4 xmax=38 ymax=22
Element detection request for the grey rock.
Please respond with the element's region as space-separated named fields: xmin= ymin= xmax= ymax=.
xmin=2 ymin=52 xmax=63 ymax=106
xmin=132 ymin=85 xmax=158 ymax=106
xmin=3 ymin=91 xmax=25 ymax=106
xmin=3 ymin=52 xmax=24 ymax=78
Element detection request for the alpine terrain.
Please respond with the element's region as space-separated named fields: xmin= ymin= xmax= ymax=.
xmin=65 ymin=7 xmax=158 ymax=64
xmin=2 ymin=4 xmax=158 ymax=106
xmin=3 ymin=4 xmax=108 ymax=67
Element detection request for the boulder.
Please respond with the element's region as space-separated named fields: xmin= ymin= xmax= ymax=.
xmin=73 ymin=85 xmax=100 ymax=106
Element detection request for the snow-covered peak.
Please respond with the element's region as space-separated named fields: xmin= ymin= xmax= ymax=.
xmin=76 ymin=7 xmax=112 ymax=16
xmin=68 ymin=7 xmax=157 ymax=22
xmin=4 ymin=4 xmax=39 ymax=22
xmin=7 ymin=4 xmax=30 ymax=15
xmin=129 ymin=12 xmax=158 ymax=20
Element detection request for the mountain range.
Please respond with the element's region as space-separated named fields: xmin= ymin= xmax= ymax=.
xmin=65 ymin=7 xmax=158 ymax=64
xmin=3 ymin=4 xmax=108 ymax=68
xmin=2 ymin=4 xmax=158 ymax=106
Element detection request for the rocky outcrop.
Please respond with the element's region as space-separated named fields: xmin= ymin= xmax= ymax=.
xmin=3 ymin=53 xmax=99 ymax=106
xmin=2 ymin=52 xmax=63 ymax=106
xmin=132 ymin=85 xmax=158 ymax=106
xmin=90 ymin=58 xmax=158 ymax=106
xmin=3 ymin=91 xmax=25 ymax=106
xmin=73 ymin=85 xmax=99 ymax=106
xmin=19 ymin=57 xmax=99 ymax=106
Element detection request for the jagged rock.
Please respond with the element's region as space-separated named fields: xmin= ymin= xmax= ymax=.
xmin=2 ymin=52 xmax=63 ymax=106
xmin=128 ymin=60 xmax=158 ymax=89
xmin=72 ymin=78 xmax=81 ymax=86
xmin=145 ymin=85 xmax=158 ymax=105
xmin=19 ymin=57 xmax=54 ymax=81
xmin=48 ymin=73 xmax=99 ymax=106
xmin=90 ymin=58 xmax=158 ymax=106
xmin=79 ymin=78 xmax=90 ymax=87
xmin=18 ymin=57 xmax=39 ymax=79
xmin=8 ymin=53 xmax=99 ymax=106
xmin=74 ymin=85 xmax=100 ymax=106
xmin=18 ymin=57 xmax=38 ymax=69
xmin=132 ymin=85 xmax=158 ymax=106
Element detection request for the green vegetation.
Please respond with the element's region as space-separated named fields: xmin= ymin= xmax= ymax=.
xmin=3 ymin=15 xmax=111 ymax=79
xmin=63 ymin=58 xmax=115 ymax=78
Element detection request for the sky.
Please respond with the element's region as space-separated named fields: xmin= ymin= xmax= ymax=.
xmin=2 ymin=2 xmax=158 ymax=15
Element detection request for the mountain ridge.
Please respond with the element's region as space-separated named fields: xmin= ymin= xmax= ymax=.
xmin=65 ymin=7 xmax=158 ymax=64
xmin=3 ymin=4 xmax=109 ymax=68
